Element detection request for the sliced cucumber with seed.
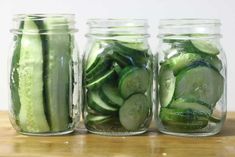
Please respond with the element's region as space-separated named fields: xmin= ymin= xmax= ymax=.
xmin=175 ymin=64 xmax=224 ymax=107
xmin=119 ymin=94 xmax=149 ymax=131
xmin=118 ymin=67 xmax=149 ymax=98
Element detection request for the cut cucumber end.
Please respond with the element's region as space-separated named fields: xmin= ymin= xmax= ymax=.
xmin=191 ymin=40 xmax=220 ymax=55
xmin=175 ymin=64 xmax=224 ymax=107
xmin=119 ymin=94 xmax=150 ymax=131
xmin=159 ymin=65 xmax=176 ymax=107
xmin=119 ymin=67 xmax=150 ymax=98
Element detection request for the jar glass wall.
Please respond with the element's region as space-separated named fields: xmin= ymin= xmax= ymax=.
xmin=9 ymin=14 xmax=80 ymax=135
xmin=156 ymin=19 xmax=227 ymax=136
xmin=83 ymin=19 xmax=153 ymax=136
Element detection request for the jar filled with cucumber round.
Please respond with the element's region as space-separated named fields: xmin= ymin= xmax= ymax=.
xmin=156 ymin=19 xmax=226 ymax=136
xmin=83 ymin=19 xmax=153 ymax=136
xmin=9 ymin=14 xmax=80 ymax=135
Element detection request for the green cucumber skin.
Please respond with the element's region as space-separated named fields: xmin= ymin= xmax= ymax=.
xmin=169 ymin=98 xmax=212 ymax=116
xmin=87 ymin=90 xmax=118 ymax=115
xmin=18 ymin=18 xmax=50 ymax=132
xmin=113 ymin=41 xmax=149 ymax=66
xmin=10 ymin=21 xmax=24 ymax=117
xmin=100 ymin=82 xmax=124 ymax=108
xmin=160 ymin=108 xmax=209 ymax=131
xmin=41 ymin=18 xmax=72 ymax=132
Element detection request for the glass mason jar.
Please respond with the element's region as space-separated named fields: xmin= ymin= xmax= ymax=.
xmin=9 ymin=14 xmax=79 ymax=135
xmin=156 ymin=19 xmax=227 ymax=136
xmin=83 ymin=19 xmax=153 ymax=136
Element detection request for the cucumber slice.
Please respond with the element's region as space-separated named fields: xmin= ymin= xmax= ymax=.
xmin=175 ymin=64 xmax=224 ymax=106
xmin=191 ymin=40 xmax=220 ymax=55
xmin=108 ymin=50 xmax=133 ymax=67
xmin=86 ymin=57 xmax=112 ymax=82
xmin=10 ymin=21 xmax=24 ymax=117
xmin=203 ymin=55 xmax=222 ymax=71
xmin=160 ymin=108 xmax=209 ymax=131
xmin=86 ymin=48 xmax=112 ymax=79
xmin=113 ymin=41 xmax=149 ymax=66
xmin=159 ymin=65 xmax=175 ymax=107
xmin=86 ymin=114 xmax=112 ymax=125
xmin=86 ymin=69 xmax=115 ymax=89
xmin=86 ymin=42 xmax=102 ymax=72
xmin=42 ymin=16 xmax=71 ymax=132
xmin=100 ymin=81 xmax=124 ymax=108
xmin=116 ymin=40 xmax=148 ymax=51
xmin=88 ymin=90 xmax=118 ymax=114
xmin=119 ymin=94 xmax=149 ymax=131
xmin=164 ymin=53 xmax=201 ymax=74
xmin=169 ymin=98 xmax=211 ymax=116
xmin=119 ymin=67 xmax=149 ymax=98
xmin=18 ymin=17 xmax=49 ymax=132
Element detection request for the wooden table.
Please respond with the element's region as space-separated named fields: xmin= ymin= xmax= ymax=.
xmin=0 ymin=111 xmax=235 ymax=157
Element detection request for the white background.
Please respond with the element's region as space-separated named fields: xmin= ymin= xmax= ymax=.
xmin=0 ymin=0 xmax=234 ymax=110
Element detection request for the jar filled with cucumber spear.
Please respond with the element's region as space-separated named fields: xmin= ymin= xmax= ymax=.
xmin=9 ymin=14 xmax=80 ymax=135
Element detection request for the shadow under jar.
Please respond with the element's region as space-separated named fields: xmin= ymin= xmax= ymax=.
xmin=9 ymin=14 xmax=79 ymax=135
xmin=83 ymin=19 xmax=153 ymax=136
xmin=156 ymin=19 xmax=227 ymax=136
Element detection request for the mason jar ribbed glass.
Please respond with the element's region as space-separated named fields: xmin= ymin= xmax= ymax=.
xmin=83 ymin=19 xmax=153 ymax=136
xmin=9 ymin=14 xmax=79 ymax=135
xmin=156 ymin=19 xmax=227 ymax=136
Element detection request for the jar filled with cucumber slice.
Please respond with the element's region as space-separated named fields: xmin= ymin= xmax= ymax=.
xmin=9 ymin=14 xmax=80 ymax=135
xmin=156 ymin=19 xmax=227 ymax=136
xmin=83 ymin=19 xmax=153 ymax=136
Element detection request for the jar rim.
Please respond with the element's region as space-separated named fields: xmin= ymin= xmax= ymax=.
xmin=11 ymin=14 xmax=78 ymax=34
xmin=159 ymin=18 xmax=221 ymax=27
xmin=87 ymin=18 xmax=149 ymax=28
xmin=86 ymin=19 xmax=149 ymax=37
xmin=13 ymin=13 xmax=76 ymax=20
xmin=158 ymin=18 xmax=221 ymax=38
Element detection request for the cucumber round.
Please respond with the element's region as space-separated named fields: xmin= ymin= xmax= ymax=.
xmin=164 ymin=53 xmax=202 ymax=74
xmin=119 ymin=67 xmax=149 ymax=98
xmin=100 ymin=82 xmax=124 ymax=108
xmin=159 ymin=65 xmax=175 ymax=107
xmin=203 ymin=55 xmax=222 ymax=71
xmin=86 ymin=114 xmax=112 ymax=125
xmin=86 ymin=55 xmax=112 ymax=79
xmin=191 ymin=40 xmax=220 ymax=55
xmin=116 ymin=40 xmax=148 ymax=51
xmin=175 ymin=64 xmax=224 ymax=106
xmin=113 ymin=41 xmax=148 ymax=66
xmin=169 ymin=98 xmax=212 ymax=116
xmin=86 ymin=69 xmax=114 ymax=89
xmin=87 ymin=90 xmax=118 ymax=115
xmin=160 ymin=108 xmax=209 ymax=131
xmin=109 ymin=51 xmax=133 ymax=67
xmin=119 ymin=94 xmax=149 ymax=131
xmin=86 ymin=42 xmax=105 ymax=72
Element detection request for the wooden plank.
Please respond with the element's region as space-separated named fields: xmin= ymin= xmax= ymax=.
xmin=0 ymin=111 xmax=235 ymax=157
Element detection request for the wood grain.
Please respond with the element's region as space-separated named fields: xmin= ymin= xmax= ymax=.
xmin=0 ymin=111 xmax=235 ymax=157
